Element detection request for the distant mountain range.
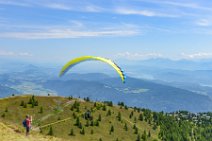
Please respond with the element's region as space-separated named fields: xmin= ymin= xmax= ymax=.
xmin=0 ymin=85 xmax=19 ymax=98
xmin=43 ymin=74 xmax=212 ymax=112
xmin=1 ymin=59 xmax=212 ymax=112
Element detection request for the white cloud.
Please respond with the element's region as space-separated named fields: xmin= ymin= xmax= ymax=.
xmin=196 ymin=19 xmax=210 ymax=27
xmin=0 ymin=24 xmax=140 ymax=39
xmin=0 ymin=0 xmax=31 ymax=7
xmin=116 ymin=52 xmax=212 ymax=60
xmin=136 ymin=0 xmax=212 ymax=11
xmin=84 ymin=5 xmax=103 ymax=12
xmin=115 ymin=8 xmax=178 ymax=17
xmin=181 ymin=52 xmax=212 ymax=59
xmin=116 ymin=52 xmax=163 ymax=60
xmin=44 ymin=3 xmax=71 ymax=10
xmin=115 ymin=8 xmax=156 ymax=17
xmin=0 ymin=50 xmax=33 ymax=57
xmin=68 ymin=20 xmax=84 ymax=28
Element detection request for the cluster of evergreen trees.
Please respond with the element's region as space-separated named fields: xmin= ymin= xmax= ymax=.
xmin=20 ymin=95 xmax=39 ymax=108
xmin=36 ymin=99 xmax=212 ymax=141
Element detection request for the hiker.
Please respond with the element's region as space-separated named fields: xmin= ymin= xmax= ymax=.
xmin=23 ymin=115 xmax=32 ymax=136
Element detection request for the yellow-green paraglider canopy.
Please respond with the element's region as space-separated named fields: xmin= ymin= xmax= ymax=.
xmin=59 ymin=56 xmax=125 ymax=83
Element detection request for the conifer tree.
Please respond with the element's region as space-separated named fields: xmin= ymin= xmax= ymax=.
xmin=23 ymin=103 xmax=27 ymax=108
xmin=117 ymin=112 xmax=122 ymax=121
xmin=75 ymin=117 xmax=80 ymax=126
xmin=69 ymin=129 xmax=75 ymax=136
xmin=139 ymin=113 xmax=144 ymax=121
xmin=110 ymin=125 xmax=114 ymax=134
xmin=85 ymin=120 xmax=89 ymax=127
xmin=20 ymin=101 xmax=24 ymax=106
xmin=98 ymin=114 xmax=102 ymax=121
xmin=39 ymin=106 xmax=43 ymax=113
xmin=136 ymin=134 xmax=141 ymax=141
xmin=80 ymin=128 xmax=85 ymax=135
xmin=1 ymin=113 xmax=5 ymax=118
xmin=107 ymin=110 xmax=111 ymax=116
xmin=134 ymin=127 xmax=138 ymax=134
xmin=142 ymin=130 xmax=147 ymax=141
xmin=124 ymin=123 xmax=128 ymax=131
xmin=95 ymin=120 xmax=99 ymax=126
xmin=48 ymin=126 xmax=53 ymax=136
xmin=129 ymin=111 xmax=134 ymax=119
xmin=91 ymin=129 xmax=94 ymax=134
xmin=102 ymin=105 xmax=106 ymax=111
xmin=148 ymin=130 xmax=151 ymax=137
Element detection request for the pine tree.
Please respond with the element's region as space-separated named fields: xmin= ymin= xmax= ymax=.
xmin=72 ymin=100 xmax=79 ymax=109
xmin=72 ymin=112 xmax=77 ymax=119
xmin=34 ymin=100 xmax=38 ymax=106
xmin=94 ymin=102 xmax=97 ymax=107
xmin=39 ymin=106 xmax=43 ymax=113
xmin=98 ymin=114 xmax=102 ymax=121
xmin=85 ymin=97 xmax=90 ymax=102
xmin=124 ymin=105 xmax=128 ymax=110
xmin=134 ymin=117 xmax=137 ymax=123
xmin=1 ymin=113 xmax=5 ymax=118
xmin=90 ymin=120 xmax=94 ymax=126
xmin=90 ymin=129 xmax=94 ymax=134
xmin=139 ymin=113 xmax=144 ymax=121
xmin=134 ymin=127 xmax=138 ymax=134
xmin=28 ymin=98 xmax=32 ymax=104
xmin=102 ymin=105 xmax=106 ymax=111
xmin=124 ymin=123 xmax=128 ymax=131
xmin=20 ymin=101 xmax=24 ymax=106
xmin=129 ymin=111 xmax=134 ymax=119
xmin=110 ymin=125 xmax=114 ymax=134
xmin=133 ymin=124 xmax=136 ymax=129
xmin=76 ymin=106 xmax=80 ymax=112
xmin=80 ymin=128 xmax=85 ymax=135
xmin=31 ymin=102 xmax=34 ymax=108
xmin=142 ymin=130 xmax=147 ymax=141
xmin=5 ymin=107 xmax=8 ymax=112
xmin=78 ymin=122 xmax=82 ymax=129
xmin=23 ymin=103 xmax=27 ymax=108
xmin=95 ymin=120 xmax=99 ymax=126
xmin=69 ymin=129 xmax=74 ymax=136
xmin=68 ymin=96 xmax=72 ymax=100
xmin=32 ymin=95 xmax=35 ymax=102
xmin=48 ymin=126 xmax=53 ymax=136
xmin=70 ymin=106 xmax=74 ymax=111
xmin=153 ymin=124 xmax=157 ymax=130
xmin=148 ymin=130 xmax=151 ymax=137
xmin=85 ymin=120 xmax=89 ymax=127
xmin=107 ymin=110 xmax=111 ymax=116
xmin=136 ymin=134 xmax=141 ymax=141
xmin=75 ymin=117 xmax=80 ymax=126
xmin=117 ymin=112 xmax=122 ymax=121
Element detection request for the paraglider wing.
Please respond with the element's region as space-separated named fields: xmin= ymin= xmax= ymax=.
xmin=59 ymin=56 xmax=125 ymax=83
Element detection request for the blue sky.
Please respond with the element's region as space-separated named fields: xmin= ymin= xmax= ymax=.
xmin=0 ymin=0 xmax=212 ymax=63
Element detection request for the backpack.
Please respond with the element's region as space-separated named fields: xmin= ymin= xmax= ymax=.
xmin=22 ymin=119 xmax=27 ymax=127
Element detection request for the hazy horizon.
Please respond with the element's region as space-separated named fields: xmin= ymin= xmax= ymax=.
xmin=0 ymin=0 xmax=212 ymax=64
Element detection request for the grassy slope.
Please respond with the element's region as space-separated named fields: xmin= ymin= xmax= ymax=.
xmin=0 ymin=95 xmax=160 ymax=141
xmin=0 ymin=122 xmax=65 ymax=141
